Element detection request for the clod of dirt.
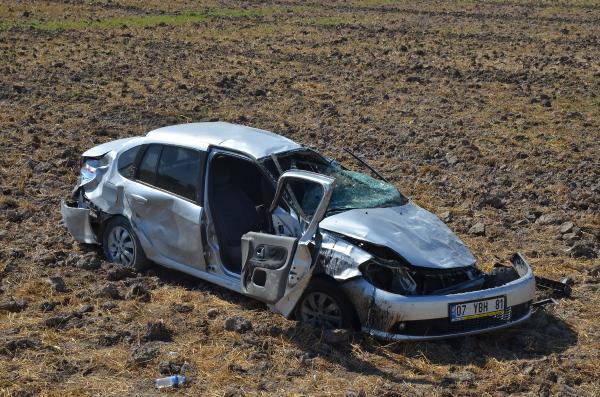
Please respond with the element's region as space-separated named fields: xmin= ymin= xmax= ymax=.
xmin=145 ymin=320 xmax=172 ymax=342
xmin=37 ymin=252 xmax=57 ymax=266
xmin=44 ymin=313 xmax=73 ymax=329
xmin=440 ymin=211 xmax=452 ymax=222
xmin=216 ymin=75 xmax=238 ymax=89
xmin=158 ymin=359 xmax=191 ymax=375
xmin=0 ymin=337 xmax=40 ymax=356
xmin=9 ymin=249 xmax=24 ymax=259
xmin=206 ymin=308 xmax=219 ymax=319
xmin=562 ymin=232 xmax=581 ymax=244
xmin=125 ymin=283 xmax=150 ymax=302
xmin=445 ymin=153 xmax=459 ymax=165
xmin=75 ymin=304 xmax=93 ymax=315
xmin=48 ymin=276 xmax=67 ymax=292
xmin=445 ymin=369 xmax=476 ymax=384
xmin=39 ymin=301 xmax=57 ymax=312
xmin=224 ymin=316 xmax=253 ymax=334
xmin=98 ymin=333 xmax=122 ymax=347
xmin=535 ymin=213 xmax=564 ymax=226
xmin=285 ymin=367 xmax=307 ymax=377
xmin=587 ymin=265 xmax=600 ymax=278
xmin=99 ymin=283 xmax=122 ymax=300
xmin=172 ymin=303 xmax=193 ymax=313
xmin=224 ymin=387 xmax=245 ymax=397
xmin=322 ymin=329 xmax=351 ymax=345
xmin=567 ymin=242 xmax=597 ymax=259
xmin=75 ymin=252 xmax=101 ymax=270
xmin=101 ymin=301 xmax=118 ymax=310
xmin=559 ymin=221 xmax=574 ymax=234
xmin=106 ymin=266 xmax=135 ymax=281
xmin=249 ymin=351 xmax=268 ymax=361
xmin=479 ymin=195 xmax=505 ymax=209
xmin=1 ymin=262 xmax=17 ymax=274
xmin=0 ymin=299 xmax=27 ymax=313
xmin=131 ymin=343 xmax=160 ymax=366
xmin=540 ymin=94 xmax=552 ymax=107
xmin=468 ymin=222 xmax=486 ymax=236
xmin=228 ymin=363 xmax=247 ymax=373
xmin=406 ymin=76 xmax=424 ymax=84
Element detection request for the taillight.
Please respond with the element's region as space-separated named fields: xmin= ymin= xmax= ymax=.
xmin=80 ymin=162 xmax=97 ymax=184
xmin=80 ymin=156 xmax=108 ymax=184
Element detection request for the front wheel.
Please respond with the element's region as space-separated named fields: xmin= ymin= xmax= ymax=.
xmin=102 ymin=216 xmax=148 ymax=271
xmin=295 ymin=277 xmax=359 ymax=330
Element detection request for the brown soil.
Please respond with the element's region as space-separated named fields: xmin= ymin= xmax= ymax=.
xmin=1 ymin=1 xmax=599 ymax=396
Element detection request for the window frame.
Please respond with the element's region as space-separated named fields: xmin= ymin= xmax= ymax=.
xmin=135 ymin=144 xmax=162 ymax=186
xmin=116 ymin=144 xmax=144 ymax=180
xmin=133 ymin=143 xmax=207 ymax=206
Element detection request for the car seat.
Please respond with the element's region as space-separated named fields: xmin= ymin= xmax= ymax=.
xmin=211 ymin=163 xmax=259 ymax=273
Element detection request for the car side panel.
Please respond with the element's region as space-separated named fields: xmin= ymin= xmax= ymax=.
xmin=123 ymin=179 xmax=206 ymax=270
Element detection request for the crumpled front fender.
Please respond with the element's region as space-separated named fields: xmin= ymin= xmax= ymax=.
xmin=318 ymin=232 xmax=372 ymax=280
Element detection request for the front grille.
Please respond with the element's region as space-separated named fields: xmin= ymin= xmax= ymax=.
xmin=397 ymin=301 xmax=531 ymax=336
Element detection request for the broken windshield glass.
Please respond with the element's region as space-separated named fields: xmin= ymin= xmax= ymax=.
xmin=271 ymin=150 xmax=407 ymax=216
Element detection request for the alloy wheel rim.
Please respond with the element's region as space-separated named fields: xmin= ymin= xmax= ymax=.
xmin=300 ymin=292 xmax=343 ymax=329
xmin=107 ymin=226 xmax=135 ymax=267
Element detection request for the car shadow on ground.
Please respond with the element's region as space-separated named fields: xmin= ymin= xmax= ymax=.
xmin=148 ymin=265 xmax=436 ymax=385
xmin=147 ymin=264 xmax=576 ymax=381
xmin=278 ymin=309 xmax=577 ymax=390
xmin=362 ymin=310 xmax=578 ymax=367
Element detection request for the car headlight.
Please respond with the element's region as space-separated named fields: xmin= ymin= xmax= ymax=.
xmin=360 ymin=260 xmax=417 ymax=295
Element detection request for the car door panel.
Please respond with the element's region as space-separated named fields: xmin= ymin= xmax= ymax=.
xmin=241 ymin=170 xmax=335 ymax=315
xmin=125 ymin=181 xmax=205 ymax=269
xmin=241 ymin=233 xmax=297 ymax=303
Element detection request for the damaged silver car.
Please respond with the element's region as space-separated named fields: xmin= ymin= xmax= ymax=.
xmin=61 ymin=122 xmax=535 ymax=340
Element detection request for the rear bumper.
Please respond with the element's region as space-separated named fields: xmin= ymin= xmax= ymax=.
xmin=60 ymin=200 xmax=98 ymax=244
xmin=341 ymin=253 xmax=536 ymax=341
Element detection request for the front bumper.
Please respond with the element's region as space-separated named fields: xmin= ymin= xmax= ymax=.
xmin=60 ymin=200 xmax=98 ymax=244
xmin=341 ymin=253 xmax=536 ymax=341
xmin=364 ymin=307 xmax=532 ymax=341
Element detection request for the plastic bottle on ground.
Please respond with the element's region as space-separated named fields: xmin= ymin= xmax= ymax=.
xmin=155 ymin=375 xmax=188 ymax=389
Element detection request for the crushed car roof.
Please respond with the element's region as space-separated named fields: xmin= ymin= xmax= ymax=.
xmin=146 ymin=122 xmax=301 ymax=158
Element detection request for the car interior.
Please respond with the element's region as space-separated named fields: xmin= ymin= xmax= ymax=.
xmin=208 ymin=154 xmax=275 ymax=273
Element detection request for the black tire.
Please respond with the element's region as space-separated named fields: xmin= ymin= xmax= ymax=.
xmin=295 ymin=277 xmax=360 ymax=330
xmin=102 ymin=216 xmax=148 ymax=271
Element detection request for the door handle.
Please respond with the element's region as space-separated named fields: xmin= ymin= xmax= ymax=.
xmin=130 ymin=194 xmax=148 ymax=205
xmin=256 ymin=246 xmax=265 ymax=259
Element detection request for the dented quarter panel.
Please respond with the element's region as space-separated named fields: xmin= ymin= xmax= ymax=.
xmin=319 ymin=202 xmax=476 ymax=269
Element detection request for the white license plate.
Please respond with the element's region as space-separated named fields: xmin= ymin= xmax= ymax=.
xmin=450 ymin=296 xmax=506 ymax=322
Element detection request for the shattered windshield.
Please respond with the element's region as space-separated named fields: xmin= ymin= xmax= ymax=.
xmin=269 ymin=150 xmax=407 ymax=216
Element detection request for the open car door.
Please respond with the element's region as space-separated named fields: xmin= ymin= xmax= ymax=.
xmin=240 ymin=170 xmax=335 ymax=317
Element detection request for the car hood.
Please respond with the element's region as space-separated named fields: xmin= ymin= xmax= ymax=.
xmin=319 ymin=202 xmax=476 ymax=269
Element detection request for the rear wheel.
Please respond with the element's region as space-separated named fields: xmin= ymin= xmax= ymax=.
xmin=295 ymin=277 xmax=359 ymax=330
xmin=102 ymin=216 xmax=148 ymax=270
